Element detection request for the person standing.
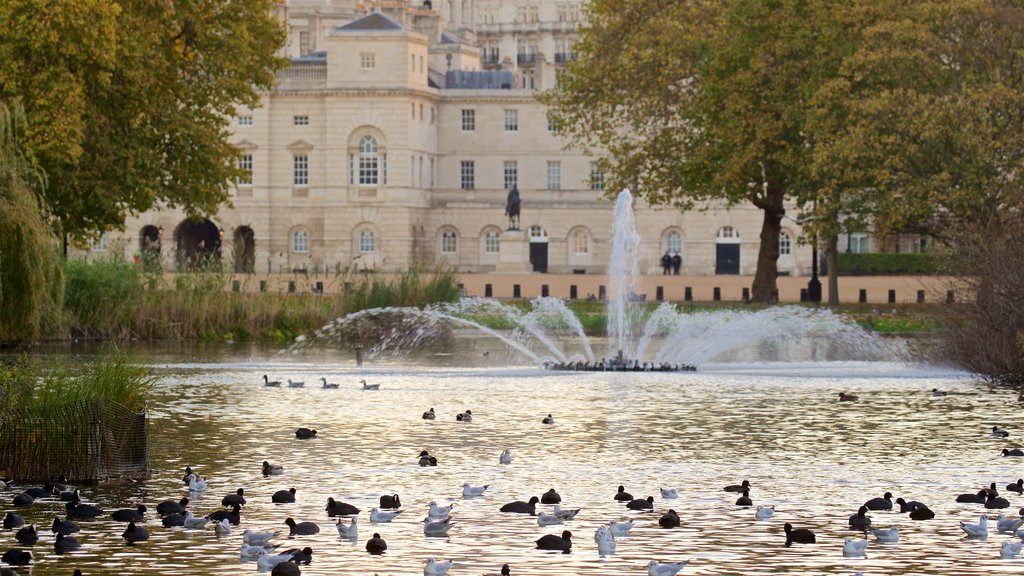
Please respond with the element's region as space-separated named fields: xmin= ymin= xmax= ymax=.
xmin=671 ymin=253 xmax=682 ymax=275
xmin=661 ymin=252 xmax=671 ymax=275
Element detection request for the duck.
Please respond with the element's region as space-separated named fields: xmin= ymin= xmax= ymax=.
xmin=187 ymin=473 xmax=208 ymax=492
xmin=536 ymin=511 xmax=563 ymax=527
xmin=365 ymin=532 xmax=387 ymax=554
xmin=418 ymin=450 xmax=438 ymax=466
xmin=843 ymin=537 xmax=869 ymax=557
xmin=594 ymin=526 xmax=616 ymax=555
xmin=985 ymin=492 xmax=1011 ymax=509
xmin=207 ymin=503 xmax=242 ymax=525
xmin=955 ymin=489 xmax=988 ymax=504
xmin=272 ymin=487 xmax=297 ymax=503
xmin=284 ymin=546 xmax=314 ymax=565
xmin=183 ymin=511 xmax=209 ymax=529
xmin=111 ymin=505 xmax=147 ymax=522
xmin=755 ymin=505 xmax=775 ymax=520
xmin=162 ymin=513 xmax=186 ymax=527
xmin=660 ymin=488 xmax=678 ymax=499
xmin=784 ymin=522 xmax=816 ymax=546
xmin=12 ymin=492 xmax=33 ymax=507
xmin=242 ymin=529 xmax=279 ymax=546
xmin=287 ymin=378 xmax=304 ymax=388
xmin=335 ymin=517 xmax=358 ymax=539
xmin=608 ymin=519 xmax=634 ymax=536
xmin=295 ymin=428 xmax=317 ymax=439
xmin=51 ymin=516 xmax=79 ymax=535
xmin=870 ymin=526 xmax=899 ymax=543
xmin=647 ymin=560 xmax=688 ymax=576
xmin=535 ymin=529 xmax=572 ymax=553
xmin=424 ymin=557 xmax=454 ymax=576
xmin=1007 ymin=479 xmax=1024 ymax=493
xmin=626 ymin=496 xmax=655 ymax=510
xmin=499 ymin=496 xmax=538 ymax=515
xmin=122 ymin=521 xmax=149 ymax=543
xmin=724 ymin=480 xmax=750 ymax=493
xmin=839 ymin=392 xmax=859 ymax=401
xmin=863 ymin=492 xmax=893 ymax=511
xmin=499 ymin=449 xmax=512 ymax=464
xmin=959 ymin=514 xmax=988 ymax=537
xmin=423 ymin=516 xmax=454 ymax=536
xmin=285 ymin=517 xmax=320 ymax=535
xmin=462 ymin=483 xmax=488 ymax=498
xmin=456 ymin=409 xmax=472 ymax=422
xmin=1002 ymin=540 xmax=1024 ymax=559
xmin=0 ymin=550 xmax=31 ymax=566
xmin=658 ymin=509 xmax=680 ymax=528
xmin=931 ymin=388 xmax=948 ymax=397
xmin=553 ymin=504 xmax=581 ymax=521
xmin=60 ymin=488 xmax=80 ymax=502
xmin=65 ymin=497 xmax=103 ymax=519
xmin=428 ymin=501 xmax=455 ymax=518
xmin=542 ymin=414 xmax=555 ymax=424
xmin=222 ymin=488 xmax=246 ymax=507
xmin=422 ymin=408 xmax=436 ymax=420
xmin=541 ymin=488 xmax=561 ymax=504
xmin=895 ymin=497 xmax=927 ymax=513
xmin=370 ymin=507 xmax=402 ymax=523
xmin=325 ymin=497 xmax=360 ymax=516
xmin=24 ymin=486 xmax=56 ymax=499
xmin=320 ymin=377 xmax=339 ymax=389
xmin=996 ymin=513 xmax=1024 ymax=533
xmin=613 ymin=485 xmax=634 ymax=501
xmin=53 ymin=532 xmax=81 ymax=554
xmin=263 ymin=461 xmax=285 ymax=475
xmin=360 ymin=379 xmax=380 ymax=390
xmin=3 ymin=512 xmax=24 ymax=529
xmin=214 ymin=518 xmax=231 ymax=535
xmin=263 ymin=374 xmax=281 ymax=387
xmin=849 ymin=506 xmax=872 ymax=530
xmin=1002 ymin=448 xmax=1024 ymax=456
xmin=909 ymin=506 xmax=935 ymax=520
xmin=735 ymin=489 xmax=752 ymax=506
xmin=14 ymin=524 xmax=37 ymax=545
xmin=379 ymin=493 xmax=401 ymax=509
xmin=991 ymin=425 xmax=1010 ymax=438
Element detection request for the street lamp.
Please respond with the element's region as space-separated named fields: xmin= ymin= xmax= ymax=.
xmin=783 ymin=214 xmax=821 ymax=303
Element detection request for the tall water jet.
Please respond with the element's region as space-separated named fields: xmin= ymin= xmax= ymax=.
xmin=606 ymin=189 xmax=642 ymax=359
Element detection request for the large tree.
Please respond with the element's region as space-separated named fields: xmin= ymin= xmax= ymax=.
xmin=0 ymin=0 xmax=286 ymax=241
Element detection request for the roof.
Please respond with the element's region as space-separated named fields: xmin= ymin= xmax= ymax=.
xmin=335 ymin=12 xmax=403 ymax=32
xmin=291 ymin=51 xmax=327 ymax=64
xmin=444 ymin=70 xmax=514 ymax=90
xmin=440 ymin=32 xmax=459 ymax=45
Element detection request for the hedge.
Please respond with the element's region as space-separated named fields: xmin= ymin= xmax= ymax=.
xmin=837 ymin=253 xmax=937 ymax=275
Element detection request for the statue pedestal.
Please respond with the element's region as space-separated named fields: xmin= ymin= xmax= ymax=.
xmin=496 ymin=229 xmax=531 ymax=273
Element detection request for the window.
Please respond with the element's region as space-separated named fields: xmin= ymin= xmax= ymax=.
xmin=91 ymin=233 xmax=108 ymax=252
xmin=441 ymin=230 xmax=457 ymax=254
xmin=237 ymin=115 xmax=253 ymax=126
xmin=590 ymin=162 xmax=605 ymax=190
xmin=299 ymin=31 xmax=309 ymax=57
xmin=546 ymin=161 xmax=561 ymax=190
xmin=717 ymin=226 xmax=739 ymax=240
xmin=358 ymin=136 xmax=379 ymax=185
xmin=238 ymin=154 xmax=253 ymax=186
xmin=293 ymin=115 xmax=309 ymax=126
xmin=528 ymin=225 xmax=547 ymax=240
xmin=460 ymin=161 xmax=475 ymax=190
xmin=484 ymin=230 xmax=500 ymax=254
xmin=573 ymin=230 xmax=589 ymax=254
xmin=430 ymin=107 xmax=435 ymax=124
xmin=461 ymin=109 xmax=475 ymax=131
xmin=779 ymin=232 xmax=792 ymax=256
xmin=504 ymin=109 xmax=518 ymax=132
xmin=359 ymin=229 xmax=375 ymax=253
xmin=291 ymin=229 xmax=309 ymax=253
xmin=503 ymin=160 xmax=518 ymax=190
xmin=547 ymin=113 xmax=555 ymax=132
xmin=360 ymin=53 xmax=375 ymax=69
xmin=293 ymin=154 xmax=308 ymax=186
xmin=411 ymin=54 xmax=416 ymax=72
xmin=666 ymin=232 xmax=682 ymax=255
xmin=849 ymin=233 xmax=869 ymax=254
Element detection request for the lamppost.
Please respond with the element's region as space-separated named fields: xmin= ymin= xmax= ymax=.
xmin=783 ymin=214 xmax=821 ymax=303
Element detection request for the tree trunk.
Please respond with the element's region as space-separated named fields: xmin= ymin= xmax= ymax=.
xmin=751 ymin=190 xmax=784 ymax=303
xmin=826 ymin=234 xmax=839 ymax=306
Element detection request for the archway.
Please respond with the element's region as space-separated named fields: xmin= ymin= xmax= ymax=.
xmin=174 ymin=218 xmax=221 ymax=271
xmin=139 ymin=225 xmax=162 ymax=271
xmin=233 ymin=226 xmax=255 ymax=273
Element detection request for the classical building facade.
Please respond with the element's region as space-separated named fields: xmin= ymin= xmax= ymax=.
xmin=104 ymin=0 xmax=828 ymax=278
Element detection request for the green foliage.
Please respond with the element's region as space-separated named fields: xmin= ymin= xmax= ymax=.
xmin=1 ymin=353 xmax=152 ymax=412
xmin=64 ymin=258 xmax=144 ymax=334
xmin=339 ymin=266 xmax=461 ymax=312
xmin=837 ymin=253 xmax=936 ymax=276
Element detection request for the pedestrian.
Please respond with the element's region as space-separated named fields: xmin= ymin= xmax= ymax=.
xmin=661 ymin=252 xmax=671 ymax=275
xmin=672 ymin=253 xmax=682 ymax=275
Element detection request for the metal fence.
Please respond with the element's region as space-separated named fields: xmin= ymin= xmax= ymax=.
xmin=0 ymin=400 xmax=148 ymax=482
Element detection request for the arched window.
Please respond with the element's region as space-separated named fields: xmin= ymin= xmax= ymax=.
xmin=779 ymin=231 xmax=792 ymax=255
xmin=441 ymin=230 xmax=457 ymax=254
xmin=291 ymin=229 xmax=309 ymax=253
xmin=359 ymin=136 xmax=379 ymax=185
xmin=359 ymin=229 xmax=375 ymax=253
xmin=665 ymin=231 xmax=682 ymax=254
xmin=572 ymin=230 xmax=589 ymax=254
xmin=484 ymin=230 xmax=500 ymax=254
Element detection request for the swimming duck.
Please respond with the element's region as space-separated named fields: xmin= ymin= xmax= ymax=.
xmin=863 ymin=492 xmax=893 ymax=511
xmin=535 ymin=530 xmax=572 ymax=553
xmin=542 ymin=414 xmax=555 ymax=424
xmin=658 ymin=509 xmax=680 ymax=528
xmin=991 ymin=425 xmax=1010 ymax=438
xmin=53 ymin=532 xmax=81 ymax=554
xmin=122 ymin=521 xmax=149 ymax=543
xmin=51 ymin=516 xmax=78 ymax=535
xmin=784 ymin=522 xmax=815 ymax=546
xmin=379 ymin=493 xmax=401 ymax=509
xmin=499 ymin=496 xmax=538 ymax=515
xmin=365 ymin=532 xmax=387 ymax=554
xmin=284 ymin=517 xmax=319 ymax=535
xmin=613 ymin=485 xmax=634 ymax=501
xmin=541 ymin=488 xmax=561 ymax=504
xmin=320 ymin=377 xmax=339 ymax=389
xmin=222 ymin=488 xmax=246 ymax=507
xmin=111 ymin=505 xmax=147 ymax=522
xmin=931 ymin=388 xmax=948 ymax=397
xmin=724 ymin=480 xmax=751 ymax=493
xmin=272 ymin=488 xmax=296 ymax=503
xmin=735 ymin=490 xmax=752 ymax=506
xmin=263 ymin=375 xmax=281 ymax=387
xmin=360 ymin=379 xmax=380 ymax=390
xmin=422 ymin=408 xmax=436 ymax=420
xmin=626 ymin=496 xmax=655 ymax=510
xmin=849 ymin=506 xmax=872 ymax=530
xmin=262 ymin=461 xmax=284 ymax=475
xmin=418 ymin=450 xmax=438 ymax=466
xmin=295 ymin=428 xmax=317 ymax=439
xmin=839 ymin=392 xmax=859 ymax=402
xmin=324 ymin=498 xmax=360 ymax=516
xmin=456 ymin=409 xmax=472 ymax=422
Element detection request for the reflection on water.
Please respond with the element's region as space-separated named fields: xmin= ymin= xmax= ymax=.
xmin=5 ymin=346 xmax=1024 ymax=575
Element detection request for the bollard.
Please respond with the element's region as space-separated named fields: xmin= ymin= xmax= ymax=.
xmin=946 ymin=289 xmax=955 ymax=303
xmin=917 ymin=290 xmax=925 ymax=304
xmin=541 ymin=284 xmax=549 ymax=297
xmin=599 ymin=285 xmax=606 ymax=300
xmin=713 ymin=287 xmax=721 ymax=301
xmin=859 ymin=289 xmax=867 ymax=303
xmin=288 ymin=280 xmax=296 ymax=294
xmin=570 ymin=285 xmax=578 ymax=300
xmin=354 ymin=344 xmax=363 ymax=367
xmin=888 ymin=289 xmax=896 ymax=304
xmin=314 ymin=281 xmax=323 ymax=294
xmin=800 ymin=288 xmax=808 ymax=302
xmin=485 ymin=283 xmax=493 ymax=298
xmin=656 ymin=286 xmax=664 ymax=301
xmin=742 ymin=287 xmax=750 ymax=304
xmin=259 ymin=280 xmax=267 ymax=293
xmin=513 ymin=284 xmax=521 ymax=299
xmin=684 ymin=287 xmax=692 ymax=301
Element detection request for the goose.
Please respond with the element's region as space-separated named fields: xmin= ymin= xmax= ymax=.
xmin=864 ymin=492 xmax=893 ymax=511
xmin=360 ymin=379 xmax=380 ymax=390
xmin=658 ymin=509 xmax=680 ymax=528
xmin=287 ymin=378 xmax=304 ymax=388
xmin=932 ymin=388 xmax=948 ymax=397
xmin=272 ymin=487 xmax=297 ymax=503
xmin=784 ymin=522 xmax=815 ymax=546
xmin=991 ymin=425 xmax=1010 ymax=438
xmin=51 ymin=516 xmax=79 ymax=535
xmin=499 ymin=449 xmax=512 ymax=464
xmin=15 ymin=524 xmax=37 ymax=545
xmin=985 ymin=492 xmax=1011 ymax=509
xmin=608 ymin=519 xmax=635 ymax=536
xmin=996 ymin=514 xmax=1024 ymax=533
xmin=111 ymin=505 xmax=147 ymax=523
xmin=499 ymin=496 xmax=538 ymax=515
xmin=207 ymin=503 xmax=241 ymax=525
xmin=187 ymin=473 xmax=208 ymax=492
xmin=541 ymin=488 xmax=561 ymax=504
xmin=424 ymin=557 xmax=454 ymax=576
xmin=870 ymin=526 xmax=899 ymax=543
xmin=325 ymin=497 xmax=360 ymax=516
xmin=320 ymin=377 xmax=339 ymax=389
xmin=284 ymin=546 xmax=314 ymax=565
xmin=365 ymin=532 xmax=388 ymax=554
xmin=960 ymin=514 xmax=989 ymax=538
xmin=429 ymin=501 xmax=455 ymax=518
xmin=956 ymin=489 xmax=988 ymax=504
xmin=647 ymin=560 xmax=688 ymax=576
xmin=755 ymin=505 xmax=775 ymax=520
xmin=456 ymin=409 xmax=472 ymax=421
xmin=284 ymin=517 xmax=319 ymax=535
xmin=222 ymin=488 xmax=246 ymax=507
xmin=895 ymin=497 xmax=927 ymax=513
xmin=1002 ymin=540 xmax=1024 ymax=559
xmin=660 ymin=488 xmax=678 ymax=499
xmin=910 ymin=506 xmax=936 ymax=520
xmin=724 ymin=480 xmax=750 ymax=493
xmin=255 ymin=549 xmax=293 ymax=572
xmin=462 ymin=483 xmax=488 ymax=498
xmin=3 ymin=512 xmax=24 ymax=529
xmin=263 ymin=461 xmax=284 ymax=475
xmin=243 ymin=529 xmax=280 ymax=546
xmin=422 ymin=407 xmax=436 ymax=420
xmin=214 ymin=518 xmax=231 ymax=535
xmin=536 ymin=529 xmax=572 ymax=553
xmin=0 ymin=549 xmax=31 ymax=566
xmin=839 ymin=392 xmax=859 ymax=401
xmin=53 ymin=532 xmax=81 ymax=554
xmin=380 ymin=494 xmax=401 ymax=509
xmin=336 ymin=517 xmax=358 ymax=539
xmin=542 ymin=414 xmax=555 ymax=424
xmin=423 ymin=516 xmax=454 ymax=536
xmin=594 ymin=526 xmax=616 ymax=555
xmin=849 ymin=506 xmax=872 ymax=530
xmin=240 ymin=543 xmax=278 ymax=558
xmin=553 ymin=504 xmax=581 ymax=521
xmin=122 ymin=521 xmax=149 ymax=543
xmin=843 ymin=537 xmax=869 ymax=557
xmin=370 ymin=507 xmax=402 ymax=523
xmin=537 ymin=511 xmax=564 ymax=527
xmin=295 ymin=428 xmax=317 ymax=440
xmin=626 ymin=496 xmax=655 ymax=510
xmin=183 ymin=511 xmax=209 ymax=529
xmin=735 ymin=489 xmax=752 ymax=507
xmin=263 ymin=374 xmax=281 ymax=387
xmin=1007 ymin=479 xmax=1024 ymax=493
xmin=1002 ymin=448 xmax=1024 ymax=457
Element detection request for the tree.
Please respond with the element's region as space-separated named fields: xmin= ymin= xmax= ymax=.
xmin=0 ymin=0 xmax=287 ymax=242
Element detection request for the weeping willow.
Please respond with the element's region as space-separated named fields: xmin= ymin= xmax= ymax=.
xmin=0 ymin=102 xmax=63 ymax=342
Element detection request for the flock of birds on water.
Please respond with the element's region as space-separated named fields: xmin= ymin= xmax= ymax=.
xmin=2 ymin=378 xmax=1024 ymax=575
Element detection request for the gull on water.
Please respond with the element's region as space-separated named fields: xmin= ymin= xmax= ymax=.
xmin=499 ymin=449 xmax=512 ymax=465
xmin=424 ymin=557 xmax=454 ymax=575
xmin=594 ymin=526 xmax=616 ymax=555
xmin=647 ymin=560 xmax=688 ymax=576
xmin=755 ymin=505 xmax=775 ymax=521
xmin=960 ymin=514 xmax=989 ymax=538
xmin=423 ymin=516 xmax=455 ymax=537
xmin=660 ymin=488 xmax=678 ymax=499
xmin=462 ymin=483 xmax=488 ymax=497
xmin=370 ymin=507 xmax=402 ymax=523
xmin=536 ymin=512 xmax=563 ymax=527
xmin=608 ymin=519 xmax=634 ymax=537
xmin=843 ymin=537 xmax=869 ymax=557
xmin=870 ymin=526 xmax=899 ymax=543
xmin=428 ymin=501 xmax=454 ymax=519
xmin=335 ymin=517 xmax=357 ymax=540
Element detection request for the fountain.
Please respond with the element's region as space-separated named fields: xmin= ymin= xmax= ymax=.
xmin=293 ymin=190 xmax=900 ymax=369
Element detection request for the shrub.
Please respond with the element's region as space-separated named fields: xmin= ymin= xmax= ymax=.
xmin=64 ymin=258 xmax=144 ymax=336
xmin=837 ymin=253 xmax=936 ymax=275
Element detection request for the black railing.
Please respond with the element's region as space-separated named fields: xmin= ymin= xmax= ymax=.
xmin=554 ymin=52 xmax=577 ymax=63
xmin=517 ymin=53 xmax=537 ymax=64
